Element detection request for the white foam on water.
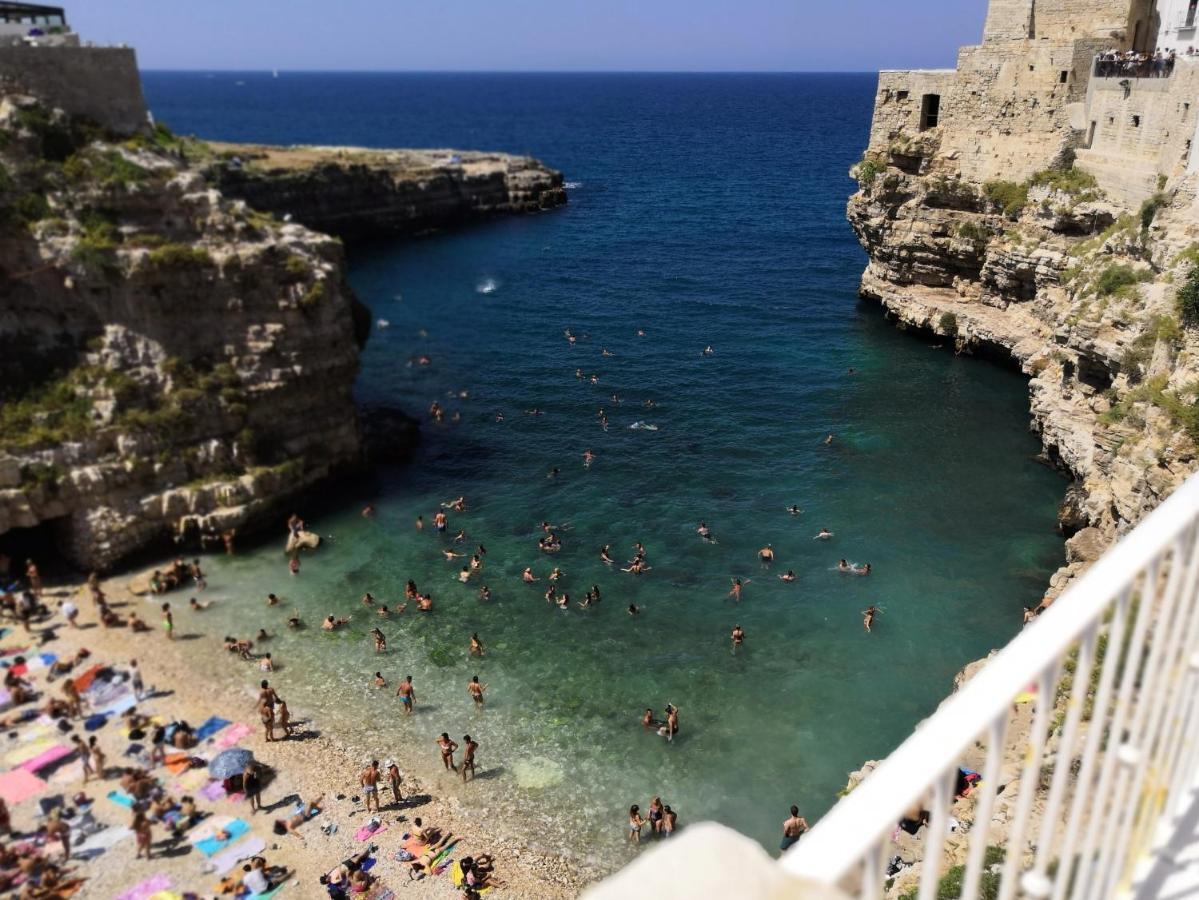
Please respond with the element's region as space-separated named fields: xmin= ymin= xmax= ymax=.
xmin=475 ymin=278 xmax=499 ymax=295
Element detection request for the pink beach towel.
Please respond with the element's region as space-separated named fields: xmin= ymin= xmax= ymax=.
xmin=20 ymin=744 xmax=72 ymax=772
xmin=355 ymin=820 xmax=388 ymax=841
xmin=0 ymin=768 xmax=46 ymax=805
xmin=214 ymin=723 xmax=252 ymax=748
xmin=115 ymin=873 xmax=172 ymax=900
xmin=199 ymin=780 xmax=226 ymax=801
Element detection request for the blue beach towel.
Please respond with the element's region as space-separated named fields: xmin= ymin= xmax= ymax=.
xmin=196 ymin=818 xmax=250 ymax=857
xmin=195 ymin=716 xmax=232 ymax=742
xmin=106 ymin=790 xmax=135 ymax=808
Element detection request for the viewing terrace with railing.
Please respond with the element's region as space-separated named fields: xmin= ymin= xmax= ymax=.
xmin=1093 ymin=52 xmax=1180 ymax=78
xmin=587 ymin=472 xmax=1199 ymax=899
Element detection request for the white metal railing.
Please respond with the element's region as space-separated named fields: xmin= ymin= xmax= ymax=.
xmin=783 ymin=472 xmax=1199 ymax=900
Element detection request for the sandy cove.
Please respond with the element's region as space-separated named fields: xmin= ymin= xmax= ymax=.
xmin=11 ymin=568 xmax=592 ymax=899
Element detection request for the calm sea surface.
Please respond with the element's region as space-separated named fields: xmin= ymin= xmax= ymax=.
xmin=140 ymin=72 xmax=1065 ymax=868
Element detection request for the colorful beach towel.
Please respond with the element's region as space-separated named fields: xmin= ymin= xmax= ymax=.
xmin=0 ymin=768 xmax=46 ymax=805
xmin=195 ymin=716 xmax=231 ymax=742
xmin=5 ymin=738 xmax=59 ymax=767
xmin=214 ymin=722 xmax=252 ymax=749
xmin=199 ymin=779 xmax=226 ymax=802
xmin=107 ymin=789 xmax=136 ymax=808
xmin=72 ymin=664 xmax=105 ymax=693
xmin=195 ymin=818 xmax=250 ymax=856
xmin=20 ymin=744 xmax=72 ymax=772
xmin=205 ymin=834 xmax=267 ymax=876
xmin=355 ymin=820 xmax=388 ymax=841
xmin=74 ymin=824 xmax=132 ymax=860
xmin=163 ymin=752 xmax=193 ymax=775
xmin=115 ymin=874 xmax=172 ymax=900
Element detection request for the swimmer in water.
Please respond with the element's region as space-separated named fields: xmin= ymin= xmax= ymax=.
xmin=814 ymin=528 xmax=833 ymax=540
xmin=731 ymin=624 xmax=745 ymax=650
xmin=602 ymin=348 xmax=613 ymax=357
xmin=855 ymin=563 xmax=872 ymax=576
xmin=362 ymin=592 xmax=375 ymax=606
xmin=837 ymin=559 xmax=851 ymax=573
xmin=323 ymin=615 xmax=350 ymax=631
xmin=377 ymin=605 xmax=389 ymax=617
xmin=371 ymin=628 xmax=387 ymax=653
xmin=478 ymin=585 xmax=492 ymax=602
xmin=862 ymin=605 xmax=878 ymax=632
xmin=628 ymin=604 xmax=641 ymax=616
xmin=600 ymin=545 xmax=614 ymax=564
xmin=779 ymin=570 xmax=797 ymax=583
xmin=522 ymin=568 xmax=538 ymax=583
xmin=267 ymin=593 xmax=280 ymax=606
xmin=442 ymin=549 xmax=463 ymax=561
xmin=362 ymin=504 xmax=375 ymax=518
xmin=287 ymin=612 xmax=302 ymax=629
xmin=641 ymin=708 xmax=657 ymax=729
xmin=758 ymin=545 xmax=774 ymax=564
xmin=788 ymin=505 xmax=802 ymax=516
xmin=373 ymin=672 xmax=387 ymax=687
xmin=470 ymin=633 xmax=484 ymax=657
xmin=467 ymin=675 xmax=488 ymax=706
xmin=583 ymin=449 xmax=595 ymax=467
xmin=729 ymin=578 xmax=744 ymax=601
xmin=549 ymin=567 xmax=563 ymax=582
xmin=824 ymin=433 xmax=834 ymax=445
xmin=417 ymin=594 xmax=433 ymax=611
xmin=547 ymin=467 xmax=560 ymax=479
xmin=557 ymin=593 xmax=570 ymax=609
xmin=697 ymin=522 xmax=715 ymax=543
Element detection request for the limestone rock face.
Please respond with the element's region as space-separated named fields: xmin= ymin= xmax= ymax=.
xmin=0 ymin=97 xmax=369 ymax=568
xmin=209 ymin=144 xmax=567 ymax=240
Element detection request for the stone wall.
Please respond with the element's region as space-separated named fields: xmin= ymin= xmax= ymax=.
xmin=0 ymin=46 xmax=146 ymax=136
xmin=1075 ymin=60 xmax=1199 ymax=203
xmin=984 ymin=0 xmax=1152 ymax=43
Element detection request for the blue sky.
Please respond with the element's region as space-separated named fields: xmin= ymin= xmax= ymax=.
xmin=71 ymin=0 xmax=990 ymax=72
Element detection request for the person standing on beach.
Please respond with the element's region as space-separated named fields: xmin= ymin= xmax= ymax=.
xmin=259 ymin=699 xmax=276 ymax=742
xmin=467 ymin=676 xmax=487 ymax=707
xmin=780 ymin=806 xmax=809 ymax=852
xmin=25 ymin=559 xmax=41 ymax=597
xmin=360 ymin=760 xmax=381 ymax=812
xmin=436 ymin=733 xmax=458 ymax=771
xmin=130 ymin=660 xmax=145 ymax=700
xmin=385 ymin=759 xmax=403 ymax=805
xmin=133 ymin=809 xmax=152 ymax=859
xmin=461 ymin=735 xmax=479 ymax=783
xmin=161 ymin=603 xmax=173 ymax=640
xmin=71 ymin=735 xmax=93 ymax=783
xmin=397 ymin=675 xmax=416 ymax=714
xmin=278 ymin=699 xmax=293 ymax=738
xmin=244 ymin=762 xmax=262 ymax=813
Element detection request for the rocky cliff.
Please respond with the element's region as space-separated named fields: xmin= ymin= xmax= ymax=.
xmin=0 ymin=95 xmax=565 ymax=570
xmin=209 ymin=143 xmax=567 ymax=240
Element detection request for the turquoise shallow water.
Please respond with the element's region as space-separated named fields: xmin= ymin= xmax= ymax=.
xmin=142 ymin=72 xmax=1066 ymax=867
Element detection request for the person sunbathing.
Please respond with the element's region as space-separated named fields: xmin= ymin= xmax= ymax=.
xmin=274 ymin=794 xmax=323 ymax=837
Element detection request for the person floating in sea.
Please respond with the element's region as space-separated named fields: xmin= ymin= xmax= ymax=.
xmin=837 ymin=559 xmax=851 ymax=573
xmin=522 ymin=567 xmax=538 ymax=583
xmin=478 ymin=586 xmax=492 ymax=602
xmin=697 ymin=522 xmax=715 ymax=543
xmin=442 ymin=496 xmax=466 ymax=512
xmin=373 ymin=672 xmax=387 ymax=687
xmin=731 ymin=624 xmax=745 ymax=651
xmin=824 ymin=433 xmax=834 ymax=445
xmin=788 ymin=505 xmax=802 ymax=516
xmin=323 ymin=615 xmax=350 ymax=631
xmin=814 ymin=528 xmax=833 ymax=540
xmin=583 ymin=449 xmax=595 ymax=467
xmin=758 ymin=545 xmax=774 ymax=564
xmin=600 ymin=545 xmax=614 ymax=564
xmin=862 ymin=605 xmax=878 ymax=632
xmin=854 ymin=563 xmax=872 ymax=576
xmin=628 ymin=603 xmax=641 ymax=616
xmin=702 ymin=345 xmax=715 ymax=356
xmin=728 ymin=578 xmax=745 ymax=602
xmin=468 ymin=675 xmax=488 ymax=707
xmin=779 ymin=570 xmax=797 ymax=583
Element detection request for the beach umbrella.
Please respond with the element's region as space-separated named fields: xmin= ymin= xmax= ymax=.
xmin=208 ymin=748 xmax=255 ymax=780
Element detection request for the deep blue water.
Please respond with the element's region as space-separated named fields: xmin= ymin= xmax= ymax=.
xmin=140 ymin=73 xmax=1065 ymax=868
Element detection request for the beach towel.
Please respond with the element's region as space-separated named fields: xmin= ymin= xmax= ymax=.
xmin=5 ymin=737 xmax=58 ymax=766
xmin=248 ymin=886 xmax=287 ymax=900
xmin=0 ymin=768 xmax=46 ymax=804
xmin=73 ymin=824 xmax=132 ymax=860
xmin=107 ymin=789 xmax=135 ymax=808
xmin=163 ymin=752 xmax=193 ymax=775
xmin=199 ymin=779 xmax=227 ymax=802
xmin=20 ymin=744 xmax=72 ymax=772
xmin=115 ymin=874 xmax=172 ymax=900
xmin=195 ymin=818 xmax=250 ymax=856
xmin=175 ymin=767 xmax=210 ymax=792
xmin=72 ymin=664 xmax=105 ymax=693
xmin=355 ymin=819 xmax=388 ymax=841
xmin=83 ymin=714 xmax=108 ymax=731
xmin=195 ymin=716 xmax=231 ymax=741
xmin=94 ymin=692 xmax=137 ymax=718
xmin=205 ymin=834 xmax=267 ymax=876
xmin=214 ymin=723 xmax=252 ymax=749
xmin=450 ymin=864 xmax=491 ymax=893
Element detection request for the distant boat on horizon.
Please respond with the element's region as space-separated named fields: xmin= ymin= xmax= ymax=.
xmin=273 ymin=69 xmax=279 ymax=78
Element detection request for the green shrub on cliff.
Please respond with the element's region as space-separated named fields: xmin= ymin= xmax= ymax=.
xmin=1094 ymin=263 xmax=1151 ymax=298
xmin=142 ymin=243 xmax=214 ymax=273
xmin=63 ymin=149 xmax=150 ymax=188
xmin=983 ymin=180 xmax=1028 ymax=220
xmin=939 ymin=312 xmax=959 ymax=337
xmin=852 ymin=157 xmax=882 ymax=187
xmin=283 ymin=255 xmax=310 ymax=283
xmin=1029 ymin=167 xmax=1099 ymax=200
xmin=0 ymin=377 xmax=94 ymax=451
xmin=1178 ymin=265 xmax=1199 ymax=327
xmin=298 ymin=280 xmax=326 ymax=310
xmin=899 ymin=846 xmax=1005 ymax=900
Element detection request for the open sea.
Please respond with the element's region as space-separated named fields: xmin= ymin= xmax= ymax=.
xmin=140 ymin=72 xmax=1066 ymax=869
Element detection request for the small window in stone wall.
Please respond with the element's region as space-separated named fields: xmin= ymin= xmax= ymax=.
xmin=1060 ymin=70 xmax=1069 ymax=83
xmin=1185 ymin=102 xmax=1191 ymax=120
xmin=919 ymin=94 xmax=941 ymax=130
xmin=1132 ymin=115 xmax=1141 ymax=127
xmin=896 ymin=90 xmax=909 ymax=101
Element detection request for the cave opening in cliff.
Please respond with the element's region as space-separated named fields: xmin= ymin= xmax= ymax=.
xmin=0 ymin=518 xmax=69 ymax=584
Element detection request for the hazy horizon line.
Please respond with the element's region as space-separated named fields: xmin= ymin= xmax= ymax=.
xmin=140 ymin=68 xmax=882 ymax=76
